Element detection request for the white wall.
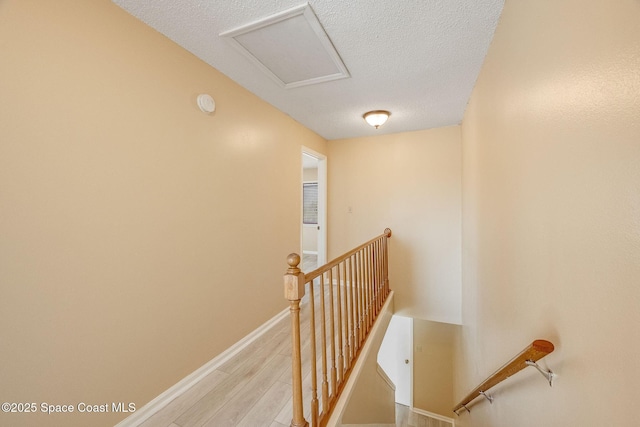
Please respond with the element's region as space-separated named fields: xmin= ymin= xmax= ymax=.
xmin=328 ymin=127 xmax=462 ymax=324
xmin=303 ymin=167 xmax=318 ymax=182
xmin=456 ymin=0 xmax=640 ymax=426
xmin=378 ymin=315 xmax=412 ymax=406
xmin=302 ymin=225 xmax=318 ymax=253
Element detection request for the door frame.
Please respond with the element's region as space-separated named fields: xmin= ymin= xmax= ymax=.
xmin=301 ymin=147 xmax=327 ymax=265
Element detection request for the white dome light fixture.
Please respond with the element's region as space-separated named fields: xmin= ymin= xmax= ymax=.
xmin=363 ymin=110 xmax=390 ymax=129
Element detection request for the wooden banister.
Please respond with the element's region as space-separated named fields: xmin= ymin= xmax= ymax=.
xmin=304 ymin=228 xmax=392 ymax=283
xmin=284 ymin=229 xmax=392 ymax=427
xmin=453 ymin=339 xmax=555 ymax=414
xmin=283 ymin=254 xmax=308 ymax=427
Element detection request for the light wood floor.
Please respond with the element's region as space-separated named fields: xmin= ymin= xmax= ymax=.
xmin=137 ymin=266 xmax=443 ymax=427
xmin=138 ymin=300 xmax=292 ymax=427
xmin=137 ymin=314 xmax=445 ymax=426
xmin=139 ymin=274 xmax=340 ymax=427
xmin=301 ymin=253 xmax=318 ymax=272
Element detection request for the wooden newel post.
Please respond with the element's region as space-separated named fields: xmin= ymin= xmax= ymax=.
xmin=284 ymin=253 xmax=309 ymax=427
xmin=383 ymin=228 xmax=392 ymax=296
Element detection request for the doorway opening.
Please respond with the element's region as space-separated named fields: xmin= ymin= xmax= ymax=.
xmin=301 ymin=148 xmax=327 ymax=271
xmin=378 ymin=315 xmax=413 ymax=406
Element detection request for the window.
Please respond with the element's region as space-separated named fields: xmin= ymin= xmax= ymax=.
xmin=303 ymin=182 xmax=318 ymax=224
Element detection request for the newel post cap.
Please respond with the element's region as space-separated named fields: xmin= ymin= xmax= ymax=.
xmin=284 ymin=253 xmax=305 ymax=301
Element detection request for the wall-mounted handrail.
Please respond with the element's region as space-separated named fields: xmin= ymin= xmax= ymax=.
xmin=453 ymin=339 xmax=555 ymax=415
xmin=284 ymin=228 xmax=392 ymax=427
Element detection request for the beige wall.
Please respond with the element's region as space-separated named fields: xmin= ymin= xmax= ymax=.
xmin=0 ymin=1 xmax=326 ymax=426
xmin=413 ymin=320 xmax=457 ymax=417
xmin=328 ymin=128 xmax=462 ymax=324
xmin=456 ymin=0 xmax=640 ymax=426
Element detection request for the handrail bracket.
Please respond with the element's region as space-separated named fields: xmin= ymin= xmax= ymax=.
xmin=479 ymin=390 xmax=493 ymax=404
xmin=454 ymin=404 xmax=471 ymax=416
xmin=453 ymin=339 xmax=555 ymax=416
xmin=525 ymin=360 xmax=555 ymax=387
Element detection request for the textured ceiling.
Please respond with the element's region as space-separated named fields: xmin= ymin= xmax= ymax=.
xmin=112 ymin=0 xmax=504 ymax=140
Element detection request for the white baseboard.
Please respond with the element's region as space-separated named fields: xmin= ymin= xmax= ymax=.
xmin=376 ymin=363 xmax=396 ymax=391
xmin=114 ymin=307 xmax=289 ymax=426
xmin=412 ymin=406 xmax=456 ymax=426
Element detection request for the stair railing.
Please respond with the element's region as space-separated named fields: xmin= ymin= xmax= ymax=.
xmin=453 ymin=339 xmax=555 ymax=415
xmin=284 ymin=228 xmax=392 ymax=427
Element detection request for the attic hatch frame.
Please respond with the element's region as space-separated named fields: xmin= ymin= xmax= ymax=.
xmin=220 ymin=3 xmax=350 ymax=89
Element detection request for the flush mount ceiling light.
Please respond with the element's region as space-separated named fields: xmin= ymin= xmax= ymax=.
xmin=363 ymin=110 xmax=391 ymax=129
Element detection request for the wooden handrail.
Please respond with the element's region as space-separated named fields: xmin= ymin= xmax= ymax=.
xmin=304 ymin=228 xmax=392 ymax=283
xmin=453 ymin=339 xmax=554 ymax=414
xmin=284 ymin=229 xmax=392 ymax=427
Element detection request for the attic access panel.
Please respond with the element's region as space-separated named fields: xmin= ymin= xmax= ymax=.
xmin=220 ymin=3 xmax=350 ymax=89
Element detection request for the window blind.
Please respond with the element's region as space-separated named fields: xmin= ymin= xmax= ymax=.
xmin=303 ymin=182 xmax=318 ymax=224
